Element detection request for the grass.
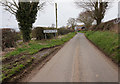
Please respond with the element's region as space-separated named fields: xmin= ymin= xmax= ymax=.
xmin=2 ymin=64 xmax=25 ymax=81
xmin=3 ymin=32 xmax=76 ymax=59
xmin=2 ymin=56 xmax=35 ymax=81
xmin=2 ymin=32 xmax=76 ymax=82
xmin=84 ymin=31 xmax=120 ymax=63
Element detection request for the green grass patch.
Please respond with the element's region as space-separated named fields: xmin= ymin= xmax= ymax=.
xmin=2 ymin=64 xmax=25 ymax=81
xmin=85 ymin=31 xmax=120 ymax=63
xmin=2 ymin=56 xmax=35 ymax=81
xmin=4 ymin=32 xmax=76 ymax=59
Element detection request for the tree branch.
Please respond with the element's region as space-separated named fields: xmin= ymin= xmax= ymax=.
xmin=0 ymin=0 xmax=17 ymax=15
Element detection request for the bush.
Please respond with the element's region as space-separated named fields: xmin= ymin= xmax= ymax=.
xmin=15 ymin=32 xmax=22 ymax=41
xmin=89 ymin=19 xmax=116 ymax=31
xmin=46 ymin=33 xmax=55 ymax=39
xmin=2 ymin=28 xmax=17 ymax=51
xmin=32 ymin=27 xmax=56 ymax=40
xmin=58 ymin=28 xmax=74 ymax=35
xmin=32 ymin=27 xmax=44 ymax=40
xmin=32 ymin=27 xmax=74 ymax=40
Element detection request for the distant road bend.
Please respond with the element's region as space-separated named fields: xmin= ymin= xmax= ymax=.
xmin=29 ymin=33 xmax=118 ymax=82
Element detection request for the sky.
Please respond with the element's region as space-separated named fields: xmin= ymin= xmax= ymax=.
xmin=0 ymin=0 xmax=119 ymax=31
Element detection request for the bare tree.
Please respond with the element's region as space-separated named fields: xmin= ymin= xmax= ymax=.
xmin=67 ymin=18 xmax=76 ymax=30
xmin=77 ymin=11 xmax=94 ymax=28
xmin=75 ymin=0 xmax=109 ymax=25
xmin=0 ymin=0 xmax=45 ymax=42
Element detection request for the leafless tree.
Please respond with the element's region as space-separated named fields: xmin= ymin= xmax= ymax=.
xmin=67 ymin=18 xmax=76 ymax=30
xmin=77 ymin=11 xmax=94 ymax=28
xmin=75 ymin=0 xmax=109 ymax=25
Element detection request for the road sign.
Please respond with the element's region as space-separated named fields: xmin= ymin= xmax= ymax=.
xmin=43 ymin=30 xmax=58 ymax=39
xmin=43 ymin=30 xmax=57 ymax=33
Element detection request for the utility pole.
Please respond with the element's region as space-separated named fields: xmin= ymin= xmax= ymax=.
xmin=55 ymin=3 xmax=58 ymax=37
xmin=55 ymin=3 xmax=57 ymax=29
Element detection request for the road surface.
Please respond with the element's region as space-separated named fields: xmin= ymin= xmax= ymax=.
xmin=29 ymin=33 xmax=118 ymax=82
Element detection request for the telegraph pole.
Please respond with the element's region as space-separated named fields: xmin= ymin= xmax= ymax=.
xmin=55 ymin=3 xmax=58 ymax=37
xmin=55 ymin=3 xmax=57 ymax=29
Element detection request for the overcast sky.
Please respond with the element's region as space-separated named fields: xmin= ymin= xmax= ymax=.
xmin=0 ymin=0 xmax=119 ymax=31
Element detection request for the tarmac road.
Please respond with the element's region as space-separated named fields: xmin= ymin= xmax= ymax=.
xmin=29 ymin=33 xmax=118 ymax=82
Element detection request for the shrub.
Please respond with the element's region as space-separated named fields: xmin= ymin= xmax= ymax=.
xmin=32 ymin=27 xmax=56 ymax=40
xmin=58 ymin=28 xmax=74 ymax=35
xmin=32 ymin=27 xmax=44 ymax=40
xmin=15 ymin=32 xmax=22 ymax=41
xmin=46 ymin=33 xmax=55 ymax=39
xmin=2 ymin=28 xmax=17 ymax=51
xmin=89 ymin=19 xmax=116 ymax=31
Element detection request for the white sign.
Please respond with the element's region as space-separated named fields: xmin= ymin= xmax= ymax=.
xmin=43 ymin=30 xmax=57 ymax=33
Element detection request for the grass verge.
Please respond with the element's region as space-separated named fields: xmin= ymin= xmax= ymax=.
xmin=2 ymin=32 xmax=76 ymax=82
xmin=3 ymin=32 xmax=76 ymax=59
xmin=84 ymin=31 xmax=120 ymax=64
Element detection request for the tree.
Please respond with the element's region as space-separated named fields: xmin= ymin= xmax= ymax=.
xmin=1 ymin=0 xmax=45 ymax=42
xmin=77 ymin=11 xmax=94 ymax=28
xmin=75 ymin=0 xmax=109 ymax=25
xmin=67 ymin=18 xmax=76 ymax=30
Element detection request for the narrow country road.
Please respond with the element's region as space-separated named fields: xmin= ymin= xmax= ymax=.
xmin=29 ymin=33 xmax=118 ymax=82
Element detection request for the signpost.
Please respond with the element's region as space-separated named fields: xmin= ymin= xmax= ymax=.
xmin=43 ymin=30 xmax=57 ymax=33
xmin=43 ymin=30 xmax=58 ymax=39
